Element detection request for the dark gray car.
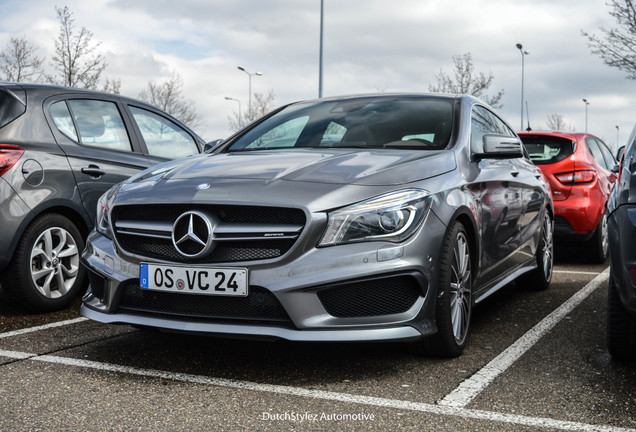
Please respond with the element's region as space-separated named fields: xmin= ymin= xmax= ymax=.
xmin=0 ymin=83 xmax=204 ymax=312
xmin=80 ymin=94 xmax=553 ymax=357
xmin=607 ymin=123 xmax=636 ymax=360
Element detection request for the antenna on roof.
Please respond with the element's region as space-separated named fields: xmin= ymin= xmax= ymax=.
xmin=525 ymin=101 xmax=532 ymax=131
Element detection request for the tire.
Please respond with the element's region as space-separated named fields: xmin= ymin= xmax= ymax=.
xmin=607 ymin=272 xmax=636 ymax=361
xmin=590 ymin=208 xmax=609 ymax=264
xmin=518 ymin=210 xmax=553 ymax=290
xmin=416 ymin=221 xmax=472 ymax=358
xmin=1 ymin=213 xmax=86 ymax=312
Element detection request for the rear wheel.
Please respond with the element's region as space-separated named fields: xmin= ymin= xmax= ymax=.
xmin=518 ymin=210 xmax=553 ymax=290
xmin=415 ymin=221 xmax=472 ymax=358
xmin=607 ymin=272 xmax=636 ymax=361
xmin=590 ymin=208 xmax=609 ymax=263
xmin=1 ymin=213 xmax=86 ymax=312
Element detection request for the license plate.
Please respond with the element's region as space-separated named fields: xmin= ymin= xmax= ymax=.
xmin=140 ymin=263 xmax=248 ymax=296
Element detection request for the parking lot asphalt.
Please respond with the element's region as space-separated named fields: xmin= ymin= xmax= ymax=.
xmin=0 ymin=249 xmax=634 ymax=431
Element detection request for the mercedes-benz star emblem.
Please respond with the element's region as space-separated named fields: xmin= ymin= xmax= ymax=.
xmin=171 ymin=211 xmax=215 ymax=258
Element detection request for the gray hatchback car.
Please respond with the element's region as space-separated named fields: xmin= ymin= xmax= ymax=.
xmin=81 ymin=94 xmax=553 ymax=357
xmin=0 ymin=83 xmax=203 ymax=312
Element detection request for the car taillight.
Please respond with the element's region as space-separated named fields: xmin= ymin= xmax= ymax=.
xmin=554 ymin=170 xmax=596 ymax=185
xmin=0 ymin=145 xmax=24 ymax=177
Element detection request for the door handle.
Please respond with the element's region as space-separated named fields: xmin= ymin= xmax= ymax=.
xmin=81 ymin=165 xmax=106 ymax=178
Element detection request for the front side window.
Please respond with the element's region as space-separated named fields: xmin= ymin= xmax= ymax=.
xmin=129 ymin=106 xmax=199 ymax=159
xmin=226 ymin=97 xmax=454 ymax=152
xmin=55 ymin=99 xmax=132 ymax=152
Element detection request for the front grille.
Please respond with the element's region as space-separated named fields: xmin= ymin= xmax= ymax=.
xmin=317 ymin=274 xmax=423 ymax=318
xmin=118 ymin=281 xmax=293 ymax=324
xmin=112 ymin=204 xmax=306 ymax=263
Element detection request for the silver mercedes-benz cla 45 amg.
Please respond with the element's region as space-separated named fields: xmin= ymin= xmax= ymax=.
xmin=81 ymin=94 xmax=553 ymax=357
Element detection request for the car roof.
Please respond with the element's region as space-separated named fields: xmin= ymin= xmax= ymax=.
xmin=286 ymin=92 xmax=484 ymax=106
xmin=517 ymin=130 xmax=593 ymax=140
xmin=0 ymin=81 xmax=150 ymax=107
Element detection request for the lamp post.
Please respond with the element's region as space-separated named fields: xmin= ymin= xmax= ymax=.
xmin=237 ymin=66 xmax=262 ymax=122
xmin=516 ymin=43 xmax=528 ymax=131
xmin=582 ymin=98 xmax=590 ymax=133
xmin=319 ymin=0 xmax=324 ymax=98
xmin=224 ymin=97 xmax=241 ymax=128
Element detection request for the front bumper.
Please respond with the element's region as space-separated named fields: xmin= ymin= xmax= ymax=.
xmin=81 ymin=211 xmax=446 ymax=342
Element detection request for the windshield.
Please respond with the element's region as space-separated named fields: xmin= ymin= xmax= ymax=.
xmin=226 ymin=97 xmax=454 ymax=152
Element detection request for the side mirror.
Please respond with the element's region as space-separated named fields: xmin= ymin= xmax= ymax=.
xmin=204 ymin=139 xmax=224 ymax=153
xmin=475 ymin=134 xmax=524 ymax=160
xmin=616 ymin=146 xmax=625 ymax=163
xmin=612 ymin=163 xmax=620 ymax=174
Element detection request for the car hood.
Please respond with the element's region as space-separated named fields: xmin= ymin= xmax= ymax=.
xmin=132 ymin=148 xmax=456 ymax=186
xmin=118 ymin=149 xmax=457 ymax=211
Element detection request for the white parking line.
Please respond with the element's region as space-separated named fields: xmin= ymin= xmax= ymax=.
xmin=0 ymin=317 xmax=87 ymax=339
xmin=553 ymin=270 xmax=604 ymax=276
xmin=0 ymin=347 xmax=632 ymax=432
xmin=439 ymin=267 xmax=610 ymax=408
xmin=0 ymin=267 xmax=623 ymax=431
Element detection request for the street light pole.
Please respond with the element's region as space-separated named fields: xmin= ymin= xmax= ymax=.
xmin=616 ymin=125 xmax=620 ymax=148
xmin=582 ymin=98 xmax=590 ymax=133
xmin=516 ymin=43 xmax=528 ymax=131
xmin=319 ymin=0 xmax=324 ymax=98
xmin=224 ymin=96 xmax=242 ymax=128
xmin=237 ymin=66 xmax=262 ymax=122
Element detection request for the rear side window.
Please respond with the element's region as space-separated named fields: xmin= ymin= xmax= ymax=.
xmin=51 ymin=99 xmax=133 ymax=152
xmin=586 ymin=138 xmax=608 ymax=169
xmin=0 ymin=88 xmax=26 ymax=129
xmin=520 ymin=135 xmax=575 ymax=165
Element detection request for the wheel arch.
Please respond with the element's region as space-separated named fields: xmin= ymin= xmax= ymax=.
xmin=0 ymin=201 xmax=92 ymax=273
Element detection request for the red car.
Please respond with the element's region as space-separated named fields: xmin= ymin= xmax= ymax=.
xmin=518 ymin=131 xmax=618 ymax=262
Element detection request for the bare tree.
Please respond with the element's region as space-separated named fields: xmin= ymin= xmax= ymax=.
xmin=0 ymin=36 xmax=44 ymax=82
xmin=545 ymin=113 xmax=576 ymax=131
xmin=429 ymin=53 xmax=504 ymax=108
xmin=101 ymin=77 xmax=121 ymax=94
xmin=227 ymin=89 xmax=276 ymax=131
xmin=582 ymin=0 xmax=636 ymax=79
xmin=50 ymin=5 xmax=107 ymax=88
xmin=138 ymin=71 xmax=203 ymax=129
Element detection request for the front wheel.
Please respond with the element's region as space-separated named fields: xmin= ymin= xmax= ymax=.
xmin=415 ymin=221 xmax=472 ymax=358
xmin=589 ymin=208 xmax=609 ymax=264
xmin=1 ymin=213 xmax=86 ymax=312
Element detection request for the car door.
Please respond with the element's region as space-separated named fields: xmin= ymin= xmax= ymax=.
xmin=470 ymin=105 xmax=528 ymax=287
xmin=46 ymin=96 xmax=154 ymax=226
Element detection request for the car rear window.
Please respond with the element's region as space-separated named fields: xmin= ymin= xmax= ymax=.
xmin=0 ymin=87 xmax=27 ymax=129
xmin=520 ymin=135 xmax=575 ymax=165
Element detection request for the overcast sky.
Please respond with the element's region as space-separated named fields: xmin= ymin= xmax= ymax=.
xmin=0 ymin=0 xmax=633 ymax=150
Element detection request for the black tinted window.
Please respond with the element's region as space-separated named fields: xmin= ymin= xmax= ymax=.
xmin=0 ymin=88 xmax=26 ymax=128
xmin=227 ymin=97 xmax=454 ymax=151
xmin=521 ymin=135 xmax=575 ymax=165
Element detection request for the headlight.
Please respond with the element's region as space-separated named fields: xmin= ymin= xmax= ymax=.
xmin=318 ymin=189 xmax=431 ymax=247
xmin=95 ymin=183 xmax=122 ymax=239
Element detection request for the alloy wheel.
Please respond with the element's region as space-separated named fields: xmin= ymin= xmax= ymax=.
xmin=29 ymin=226 xmax=80 ymax=299
xmin=450 ymin=231 xmax=471 ymax=344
